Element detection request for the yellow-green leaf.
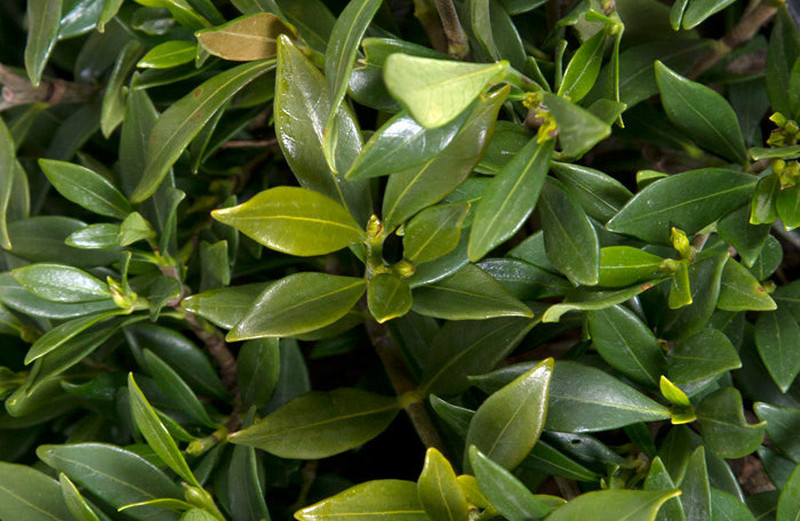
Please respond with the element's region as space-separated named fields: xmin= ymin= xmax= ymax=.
xmin=196 ymin=13 xmax=296 ymax=61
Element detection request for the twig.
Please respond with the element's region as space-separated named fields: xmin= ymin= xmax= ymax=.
xmin=431 ymin=0 xmax=470 ymax=59
xmin=688 ymin=1 xmax=778 ymax=79
xmin=413 ymin=0 xmax=449 ymax=54
xmin=364 ymin=317 xmax=447 ymax=454
xmin=220 ymin=139 xmax=278 ymax=149
xmin=554 ymin=477 xmax=581 ymax=499
xmin=0 ymin=63 xmax=97 ymax=112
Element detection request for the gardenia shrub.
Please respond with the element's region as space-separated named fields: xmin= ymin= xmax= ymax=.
xmin=1 ymin=0 xmax=799 ymax=519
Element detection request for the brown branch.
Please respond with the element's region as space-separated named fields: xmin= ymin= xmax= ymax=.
xmin=688 ymin=1 xmax=778 ymax=79
xmin=364 ymin=317 xmax=447 ymax=454
xmin=0 ymin=63 xmax=97 ymax=112
xmin=431 ymin=0 xmax=470 ymax=59
xmin=220 ymin=138 xmax=279 ymax=149
xmin=413 ymin=0 xmax=449 ymax=54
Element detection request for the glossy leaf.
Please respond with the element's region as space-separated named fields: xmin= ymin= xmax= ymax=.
xmin=59 ymin=474 xmax=100 ymax=521
xmin=24 ymin=310 xmax=122 ymax=364
xmin=465 ymin=358 xmax=553 ymax=471
xmin=138 ymin=41 xmax=197 ymax=69
xmin=367 ymin=273 xmax=412 ymax=323
xmin=717 ymin=204 xmax=770 ymax=267
xmin=543 ymin=93 xmax=610 ymax=158
xmin=668 ymin=328 xmax=741 ymax=386
xmin=546 ymin=361 xmax=672 ymax=432
xmin=655 ymin=61 xmax=747 ymax=163
xmin=131 ymin=59 xmax=276 ymax=203
xmin=238 ymin=338 xmax=280 ymax=409
xmin=384 ymin=54 xmax=508 ymax=129
xmin=766 ymin=10 xmax=800 ymax=117
xmin=644 ymin=457 xmax=686 ymax=521
xmin=468 ymin=446 xmax=549 ymax=521
xmin=681 ymin=447 xmax=710 ymax=521
xmin=717 ymin=258 xmax=776 ymax=311
xmin=607 ymin=168 xmax=755 ymax=244
xmin=0 ymin=119 xmax=14 ymax=250
xmin=477 ymin=258 xmax=571 ymax=299
xmin=196 ymin=13 xmax=295 ymax=61
xmin=411 ymin=264 xmax=533 ymax=320
xmin=755 ymin=308 xmax=800 ymax=392
xmin=0 ymin=462 xmax=72 ymax=521
xmin=543 ymin=280 xmax=667 ymax=323
xmin=521 ymin=441 xmax=601 ymax=482
xmin=588 ymin=304 xmax=665 ymax=386
xmin=468 ymin=138 xmax=553 ymax=261
xmin=229 ymin=388 xmax=399 ymax=458
xmin=539 ymin=177 xmax=599 ymax=286
xmin=778 ymin=185 xmax=800 ymax=230
xmin=754 ymin=402 xmax=800 ymax=461
xmin=12 ymin=263 xmax=110 ymax=303
xmin=143 ymin=350 xmax=215 ymax=427
xmin=696 ymin=387 xmax=766 ymax=458
xmin=181 ymin=282 xmax=269 ymax=329
xmin=212 ymin=186 xmax=364 ymax=256
xmin=40 ymin=159 xmax=132 ymax=219
xmin=24 ymin=0 xmax=62 ymax=86
xmin=404 ymin=203 xmax=469 ymax=263
xmin=597 ymin=246 xmax=665 ymax=288
xmin=228 ymin=444 xmax=270 ymax=521
xmin=558 ymin=29 xmax=606 ymax=103
xmin=550 ymin=162 xmax=633 ymax=224
xmin=546 ymin=489 xmax=681 ymax=521
xmin=228 ymin=273 xmax=366 ymax=340
xmin=0 ymin=272 xmax=117 ymax=319
xmin=66 ymin=223 xmax=121 ymax=249
xmin=296 ymin=480 xmax=427 ymax=521
xmin=417 ymin=448 xmax=469 ymax=521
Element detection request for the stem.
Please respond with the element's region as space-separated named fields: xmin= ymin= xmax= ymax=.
xmin=687 ymin=1 xmax=778 ymax=79
xmin=413 ymin=0 xmax=449 ymax=54
xmin=431 ymin=0 xmax=470 ymax=59
xmin=364 ymin=317 xmax=447 ymax=453
xmin=0 ymin=63 xmax=96 ymax=112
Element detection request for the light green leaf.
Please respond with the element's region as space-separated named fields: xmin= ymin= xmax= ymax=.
xmin=468 ymin=138 xmax=553 ymax=261
xmin=197 ymin=13 xmax=295 ymax=61
xmin=696 ymin=387 xmax=766 ymax=458
xmin=682 ymin=0 xmax=735 ymax=29
xmin=718 ymin=258 xmax=776 ymax=311
xmin=66 ymin=223 xmax=121 ymax=249
xmin=131 ymin=59 xmax=276 ymax=203
xmin=606 ymin=168 xmax=755 ymax=244
xmin=384 ymin=54 xmax=508 ymax=129
xmin=12 ymin=263 xmax=110 ymax=303
xmin=0 ymin=272 xmax=118 ymax=319
xmin=228 ymin=273 xmax=366 ymax=340
xmin=367 ymin=273 xmax=412 ymax=323
xmin=404 ymin=203 xmax=469 ymax=264
xmin=40 ymin=159 xmax=132 ymax=219
xmin=24 ymin=0 xmax=62 ymax=86
xmin=0 ymin=118 xmax=14 ymax=250
xmin=181 ymin=282 xmax=269 ymax=329
xmin=655 ymin=61 xmax=747 ymax=164
xmin=597 ymin=246 xmax=665 ymax=288
xmin=755 ymin=308 xmax=800 ymax=392
xmin=417 ymin=448 xmax=469 ymax=521
xmin=558 ymin=29 xmax=606 ymax=103
xmin=229 ymin=388 xmax=399 ymax=458
xmin=465 ymin=358 xmax=553 ymax=471
xmin=0 ymin=462 xmax=72 ymax=521
xmin=138 ymin=41 xmax=197 ymax=69
xmin=212 ymin=186 xmax=364 ymax=256
xmin=59 ymin=474 xmax=100 ymax=521
xmin=296 ymin=480 xmax=427 ymax=521
xmin=668 ymin=328 xmax=741 ymax=386
xmin=545 ymin=489 xmax=681 ymax=521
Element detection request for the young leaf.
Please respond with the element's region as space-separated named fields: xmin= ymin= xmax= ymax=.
xmin=131 ymin=59 xmax=276 ymax=203
xmin=229 ymin=388 xmax=399 ymax=458
xmin=24 ymin=0 xmax=62 ymax=86
xmin=655 ymin=61 xmax=747 ymax=164
xmin=597 ymin=246 xmax=665 ymax=288
xmin=539 ymin=177 xmax=599 ymax=286
xmin=40 ymin=159 xmax=132 ymax=219
xmin=546 ymin=361 xmax=672 ymax=432
xmin=668 ymin=329 xmax=741 ymax=386
xmin=138 ymin=41 xmax=197 ymax=69
xmin=404 ymin=203 xmax=469 ymax=263
xmin=228 ymin=273 xmax=366 ymax=340
xmin=696 ymin=387 xmax=766 ymax=458
xmin=384 ymin=54 xmax=508 ymax=129
xmin=211 ymin=186 xmax=365 ymax=256
xmin=755 ymin=308 xmax=800 ymax=392
xmin=464 ymin=358 xmax=553 ymax=471
xmin=587 ymin=304 xmax=666 ymax=387
xmin=295 ymin=480 xmax=427 ymax=521
xmin=545 ymin=489 xmax=681 ymax=521
xmin=12 ymin=264 xmax=111 ymax=303
xmin=367 ymin=273 xmax=412 ymax=323
xmin=196 ymin=13 xmax=295 ymax=61
xmin=411 ymin=264 xmax=533 ymax=320
xmin=558 ymin=30 xmax=606 ymax=103
xmin=417 ymin=448 xmax=469 ymax=521
xmin=468 ymin=138 xmax=554 ymax=261
xmin=0 ymin=462 xmax=72 ymax=521
xmin=606 ymin=168 xmax=755 ymax=244
xmin=127 ymin=373 xmax=200 ymax=488
xmin=717 ymin=258 xmax=776 ymax=311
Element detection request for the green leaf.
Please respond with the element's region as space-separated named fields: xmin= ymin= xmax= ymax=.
xmin=778 ymin=463 xmax=800 ymax=521
xmin=668 ymin=328 xmax=741 ymax=386
xmin=367 ymin=273 xmax=412 ymax=323
xmin=382 ymin=86 xmax=508 ymax=228
xmin=465 ymin=358 xmax=553 ymax=471
xmin=543 ymin=280 xmax=667 ymax=323
xmin=682 ymin=0 xmax=735 ymax=29
xmin=539 ymin=177 xmax=599 ymax=286
xmin=588 ymin=304 xmax=665 ymax=387
xmin=118 ymin=212 xmax=156 ymax=246
xmin=384 ymin=54 xmax=508 ymax=129
xmin=0 ymin=118 xmax=14 ymax=250
xmin=24 ymin=0 xmax=62 ymax=86
xmin=127 ymin=373 xmax=200 ymax=487
xmin=180 ymin=509 xmax=218 ymax=521
xmin=607 ymin=168 xmax=755 ymax=244
xmin=468 ymin=446 xmax=549 ymax=520
xmin=417 ymin=448 xmax=469 ymax=521
xmin=346 ymin=111 xmax=469 ymax=181
xmin=411 ymin=264 xmax=533 ymax=320
xmin=477 ymin=258 xmax=570 ymax=299
xmin=521 ymin=441 xmax=601 ymax=483
xmin=680 ymin=447 xmax=711 ymax=521
xmin=228 ymin=273 xmax=366 ymax=340
xmin=101 ymin=40 xmax=143 ymax=138
xmin=654 ymin=61 xmax=747 ymax=163
xmin=0 ymin=272 xmax=118 ymax=319
xmin=181 ymin=282 xmax=269 ymax=329
xmin=468 ymin=138 xmax=553 ymax=261
xmin=696 ymin=387 xmax=766 ymax=458
xmin=644 ymin=457 xmax=686 ymax=521
xmin=476 ymin=121 xmax=532 ymax=174
xmin=550 ymin=162 xmax=633 ymax=224
xmin=0 ymin=462 xmax=72 ymax=521
xmin=419 ymin=316 xmax=537 ymax=396
xmin=754 ymin=402 xmax=800 ymax=461
xmin=543 ymin=93 xmax=610 ymax=158
xmin=274 ymin=36 xmax=370 ymax=222
xmin=143 ymin=350 xmax=215 ymax=427
xmin=12 ymin=263 xmax=110 ymax=303
xmin=296 ymin=480 xmax=427 ymax=521
xmin=131 ymin=59 xmax=275 ymax=203
xmin=66 ymin=223 xmax=121 ymax=249
xmin=716 ymin=205 xmax=770 ymax=267
xmin=546 ymin=489 xmax=681 ymax=521
xmin=404 ymin=203 xmax=469 ymax=264
xmin=710 ymin=489 xmax=755 ymax=521
xmin=228 ymin=444 xmax=270 ymax=521
xmin=25 ymin=310 xmax=122 ymax=364
xmin=545 ymin=361 xmax=672 ymax=432
xmin=751 ymin=173 xmax=780 ymax=225
xmin=40 ymin=159 xmax=132 ymax=219
xmin=558 ymin=29 xmax=606 ymax=103
xmin=238 ymin=338 xmax=280 ymax=409
xmin=718 ymin=258 xmax=776 ymax=311
xmin=212 ymin=186 xmax=364 ymax=256
xmin=778 ymin=184 xmax=800 ymax=230
xmin=196 ymin=13 xmax=295 ymax=61
xmin=766 ymin=10 xmax=800 ymax=117
xmin=755 ymin=308 xmax=800 ymax=392
xmin=59 ymin=474 xmax=100 ymax=521
xmin=138 ymin=41 xmax=197 ymax=69
xmin=229 ymin=388 xmax=399 ymax=458
xmin=597 ymin=246 xmax=665 ymax=288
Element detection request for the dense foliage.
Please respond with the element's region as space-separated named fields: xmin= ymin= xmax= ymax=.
xmin=1 ymin=0 xmax=800 ymax=519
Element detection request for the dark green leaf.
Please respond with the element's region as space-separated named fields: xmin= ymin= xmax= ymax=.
xmin=144 ymin=350 xmax=215 ymax=427
xmin=238 ymin=338 xmax=280 ymax=409
xmin=228 ymin=444 xmax=270 ymax=521
xmin=24 ymin=0 xmax=62 ymax=86
xmin=0 ymin=462 xmax=72 ymax=521
xmin=181 ymin=282 xmax=269 ymax=329
xmin=477 ymin=258 xmax=571 ymax=299
xmin=755 ymin=402 xmax=800 ymax=461
xmin=778 ymin=185 xmax=800 ymax=230
xmin=668 ymin=329 xmax=741 ymax=386
xmin=682 ymin=0 xmax=736 ymax=29
xmin=755 ymin=308 xmax=800 ymax=392
xmin=66 ymin=223 xmax=121 ymax=249
xmin=696 ymin=387 xmax=766 ymax=458
xmin=681 ymin=447 xmax=711 ymax=521
xmin=25 ymin=310 xmax=122 ymax=364
xmin=40 ymin=159 xmax=132 ymax=219
xmin=0 ymin=119 xmax=14 ymax=250
xmin=0 ymin=272 xmax=118 ymax=319
xmin=101 ymin=40 xmax=143 ymax=137
xmin=295 ymin=480 xmax=427 ymax=521
xmin=711 ymin=488 xmax=755 ymax=521
xmin=59 ymin=473 xmax=100 ymax=521
xmin=543 ymin=280 xmax=667 ymax=323
xmin=766 ymin=10 xmax=800 ymax=117
xmin=644 ymin=457 xmax=686 ymax=521
xmin=550 ymin=162 xmax=633 ymax=224
xmin=543 ymin=93 xmax=610 ymax=158
xmin=717 ymin=205 xmax=770 ymax=267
